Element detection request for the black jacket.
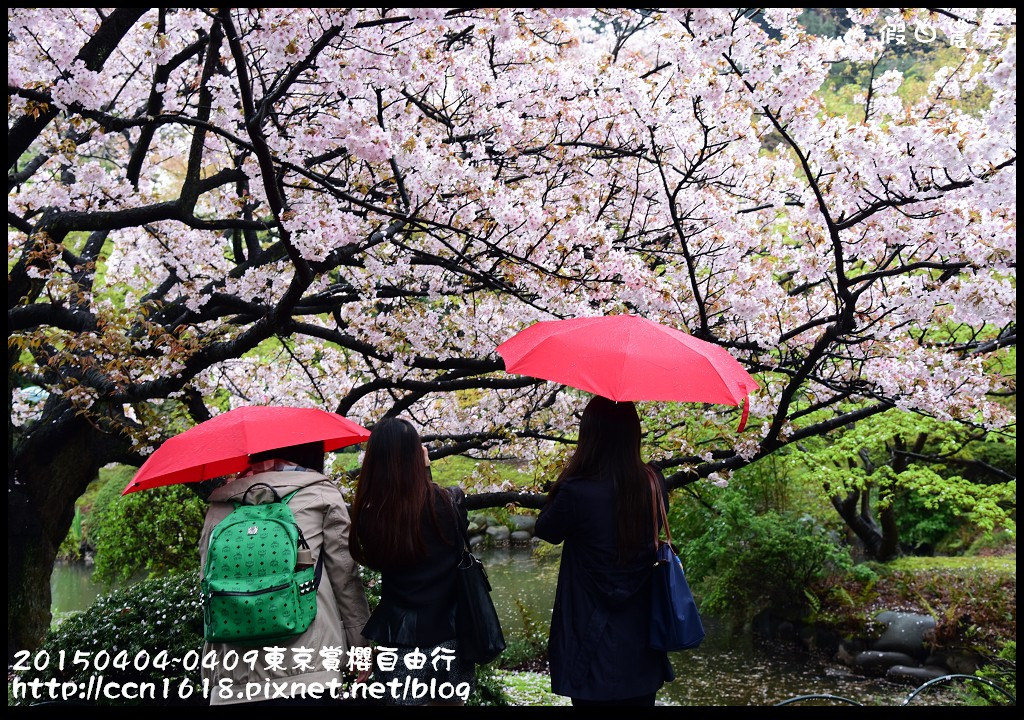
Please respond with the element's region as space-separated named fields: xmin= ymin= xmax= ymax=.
xmin=360 ymin=485 xmax=468 ymax=647
xmin=535 ymin=467 xmax=675 ymax=700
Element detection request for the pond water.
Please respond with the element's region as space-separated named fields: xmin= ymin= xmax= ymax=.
xmin=476 ymin=546 xmax=963 ymax=707
xmin=52 ymin=549 xmax=965 ymax=706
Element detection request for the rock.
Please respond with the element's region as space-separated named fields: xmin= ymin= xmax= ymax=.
xmin=509 ymin=515 xmax=537 ymax=533
xmin=486 ymin=525 xmax=511 ymax=544
xmin=874 ymin=610 xmax=898 ymax=625
xmin=944 ymin=652 xmax=981 ymax=674
xmin=511 ymin=530 xmax=532 ymax=544
xmin=835 ymin=644 xmax=857 ymax=667
xmin=530 ymin=536 xmax=543 ymax=547
xmin=777 ymin=621 xmax=796 ymax=643
xmin=886 ymin=665 xmax=948 ymax=683
xmin=468 ymin=534 xmax=485 ymax=549
xmin=871 ymin=611 xmax=936 ymax=660
xmin=796 ymin=624 xmax=838 ymax=655
xmin=473 ymin=514 xmax=500 ymax=529
xmin=466 ymin=521 xmax=484 ymax=535
xmin=854 ymin=650 xmax=920 ymax=674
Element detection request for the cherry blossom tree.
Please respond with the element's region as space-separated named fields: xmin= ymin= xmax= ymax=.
xmin=8 ymin=7 xmax=1015 ymax=654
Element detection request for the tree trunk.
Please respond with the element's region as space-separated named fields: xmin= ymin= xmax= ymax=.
xmin=7 ymin=405 xmax=133 ymax=659
xmin=877 ymin=495 xmax=901 ymax=560
xmin=831 ymin=488 xmax=885 ymax=559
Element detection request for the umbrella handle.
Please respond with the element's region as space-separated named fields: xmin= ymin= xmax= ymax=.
xmin=737 ymin=395 xmax=750 ymax=433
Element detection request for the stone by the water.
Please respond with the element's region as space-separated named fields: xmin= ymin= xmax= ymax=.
xmin=509 ymin=515 xmax=537 ymax=532
xmin=886 ymin=665 xmax=948 ymax=683
xmin=871 ymin=611 xmax=936 ymax=660
xmin=854 ymin=650 xmax=920 ymax=673
xmin=486 ymin=525 xmax=511 ymax=543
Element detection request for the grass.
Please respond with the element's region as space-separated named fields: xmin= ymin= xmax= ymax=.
xmin=429 ymin=454 xmax=534 ymax=489
xmin=330 ymin=452 xmax=536 ymax=489
xmin=880 ymin=554 xmax=1016 ymax=574
xmin=494 ymin=670 xmax=570 ymax=706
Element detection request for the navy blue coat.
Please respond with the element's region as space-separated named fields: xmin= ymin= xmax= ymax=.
xmin=535 ymin=468 xmax=675 ymax=701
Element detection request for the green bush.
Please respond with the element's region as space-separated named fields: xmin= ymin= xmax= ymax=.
xmin=56 ymin=506 xmax=85 ymax=562
xmin=91 ymin=483 xmax=206 ymax=586
xmin=894 ymin=488 xmax=965 ymax=553
xmin=967 ymin=640 xmax=1016 ymax=706
xmin=468 ymin=663 xmax=512 ymax=706
xmin=494 ymin=599 xmax=547 ymax=670
xmin=19 ymin=566 xmax=504 ymax=707
xmin=13 ymin=572 xmax=205 ymax=706
xmin=673 ymin=490 xmax=853 ymax=627
xmin=361 ymin=566 xmax=382 ymax=611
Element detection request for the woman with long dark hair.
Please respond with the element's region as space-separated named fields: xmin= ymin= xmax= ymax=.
xmin=350 ymin=417 xmax=474 ymax=705
xmin=535 ymin=395 xmax=674 ymax=706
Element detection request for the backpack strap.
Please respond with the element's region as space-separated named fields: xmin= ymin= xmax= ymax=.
xmin=281 ymin=488 xmax=325 ymax=590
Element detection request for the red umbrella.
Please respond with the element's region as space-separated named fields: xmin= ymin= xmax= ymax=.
xmin=496 ymin=314 xmax=759 ymax=431
xmin=122 ymin=405 xmax=370 ymax=495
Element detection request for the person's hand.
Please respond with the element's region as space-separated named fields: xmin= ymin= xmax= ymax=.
xmin=356 ymin=667 xmax=372 ymax=684
xmin=422 ymin=445 xmax=431 ymax=467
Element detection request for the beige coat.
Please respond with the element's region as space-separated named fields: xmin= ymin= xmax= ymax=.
xmin=198 ymin=470 xmax=370 ymax=705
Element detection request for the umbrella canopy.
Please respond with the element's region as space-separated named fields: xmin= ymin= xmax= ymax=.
xmin=496 ymin=314 xmax=759 ymax=430
xmin=122 ymin=406 xmax=370 ymax=495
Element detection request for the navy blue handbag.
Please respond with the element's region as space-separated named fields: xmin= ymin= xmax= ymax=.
xmin=649 ymin=475 xmax=705 ymax=651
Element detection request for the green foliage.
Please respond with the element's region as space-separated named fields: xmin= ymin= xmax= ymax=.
xmin=56 ymin=464 xmax=137 ymax=562
xmin=788 ymin=409 xmax=1015 ymax=557
xmin=965 ymin=641 xmax=1016 ymax=706
xmin=816 ymin=20 xmax=995 ymax=122
xmin=467 ymin=663 xmax=512 ymax=706
xmin=430 ymin=455 xmax=534 ymax=491
xmin=673 ymin=489 xmax=853 ymax=627
xmin=732 ymin=451 xmax=794 ymax=513
xmin=490 ymin=670 xmax=570 ymax=706
xmin=894 ymin=487 xmax=965 ymax=552
xmin=361 ymin=566 xmax=382 ymax=611
xmin=494 ymin=599 xmax=547 ymax=671
xmin=966 ymin=527 xmax=1017 ymax=556
xmin=15 ymin=572 xmax=206 ymax=706
xmin=91 ymin=482 xmax=207 ymax=587
xmin=883 ymin=554 xmax=1015 ymax=574
xmin=797 ymin=7 xmax=851 ymax=38
xmin=56 ymin=506 xmax=84 ymax=562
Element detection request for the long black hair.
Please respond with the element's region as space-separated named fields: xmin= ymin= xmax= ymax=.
xmin=549 ymin=396 xmax=657 ymax=560
xmin=350 ymin=417 xmax=453 ymax=569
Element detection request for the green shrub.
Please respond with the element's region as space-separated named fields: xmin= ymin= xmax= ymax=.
xmin=495 ymin=599 xmax=547 ymax=670
xmin=893 ymin=488 xmax=965 ymax=553
xmin=20 ymin=566 xmax=497 ymax=707
xmin=965 ymin=527 xmax=1016 ymax=556
xmin=92 ymin=484 xmax=206 ymax=586
xmin=56 ymin=506 xmax=85 ymax=562
xmin=673 ymin=491 xmax=853 ymax=627
xmin=950 ymin=641 xmax=1017 ymax=706
xmin=468 ymin=663 xmax=511 ymax=706
xmin=492 ymin=670 xmax=569 ymax=706
xmin=13 ymin=572 xmax=205 ymax=706
xmin=361 ymin=566 xmax=382 ymax=611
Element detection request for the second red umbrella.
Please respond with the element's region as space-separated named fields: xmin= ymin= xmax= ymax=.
xmin=122 ymin=405 xmax=371 ymax=495
xmin=496 ymin=314 xmax=759 ymax=430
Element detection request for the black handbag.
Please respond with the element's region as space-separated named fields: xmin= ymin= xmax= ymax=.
xmin=648 ymin=473 xmax=705 ymax=651
xmin=452 ymin=504 xmax=506 ymax=665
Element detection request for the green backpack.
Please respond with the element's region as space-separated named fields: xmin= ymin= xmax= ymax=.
xmin=201 ymin=483 xmax=322 ymax=644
